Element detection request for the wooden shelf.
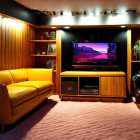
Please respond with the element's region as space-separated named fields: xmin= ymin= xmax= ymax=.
xmin=30 ymin=29 xmax=61 ymax=95
xmin=31 ymin=54 xmax=56 ymax=57
xmin=131 ymin=60 xmax=140 ymax=62
xmin=30 ymin=40 xmax=56 ymax=43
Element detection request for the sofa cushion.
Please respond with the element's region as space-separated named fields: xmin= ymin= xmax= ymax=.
xmin=7 ymin=85 xmax=37 ymax=107
xmin=25 ymin=69 xmax=53 ymax=82
xmin=0 ymin=70 xmax=13 ymax=85
xmin=11 ymin=81 xmax=54 ymax=95
xmin=10 ymin=69 xmax=28 ymax=83
xmin=12 ymin=90 xmax=53 ymax=115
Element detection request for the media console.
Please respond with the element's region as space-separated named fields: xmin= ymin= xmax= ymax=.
xmin=60 ymin=71 xmax=126 ymax=102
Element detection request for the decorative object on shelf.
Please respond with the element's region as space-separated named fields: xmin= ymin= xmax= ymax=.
xmin=46 ymin=59 xmax=56 ymax=70
xmin=50 ymin=31 xmax=56 ymax=40
xmin=36 ymin=49 xmax=41 ymax=55
xmin=42 ymin=51 xmax=46 ymax=55
xmin=40 ymin=34 xmax=44 ymax=40
xmin=47 ymin=44 xmax=56 ymax=55
xmin=44 ymin=31 xmax=56 ymax=40
xmin=132 ymin=40 xmax=140 ymax=60
xmin=132 ymin=73 xmax=140 ymax=102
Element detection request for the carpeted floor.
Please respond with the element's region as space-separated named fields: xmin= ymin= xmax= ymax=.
xmin=1 ymin=95 xmax=140 ymax=140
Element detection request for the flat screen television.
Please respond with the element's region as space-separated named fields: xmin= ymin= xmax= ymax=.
xmin=72 ymin=42 xmax=118 ymax=66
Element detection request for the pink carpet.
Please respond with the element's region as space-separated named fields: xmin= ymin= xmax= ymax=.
xmin=1 ymin=95 xmax=140 ymax=140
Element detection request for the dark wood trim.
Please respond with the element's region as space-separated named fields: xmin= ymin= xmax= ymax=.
xmin=61 ymin=96 xmax=124 ymax=102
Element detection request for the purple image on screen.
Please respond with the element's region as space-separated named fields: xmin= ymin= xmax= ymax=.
xmin=73 ymin=43 xmax=117 ymax=62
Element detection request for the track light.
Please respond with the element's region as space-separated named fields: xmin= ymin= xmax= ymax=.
xmin=35 ymin=8 xmax=137 ymax=17
xmin=100 ymin=9 xmax=117 ymax=15
xmin=111 ymin=10 xmax=117 ymax=14
xmin=60 ymin=11 xmax=63 ymax=16
xmin=52 ymin=11 xmax=56 ymax=16
xmin=84 ymin=11 xmax=87 ymax=15
xmin=126 ymin=9 xmax=136 ymax=13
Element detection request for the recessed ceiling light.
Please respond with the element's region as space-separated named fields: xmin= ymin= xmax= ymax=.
xmin=64 ymin=26 xmax=70 ymax=29
xmin=120 ymin=25 xmax=126 ymax=28
xmin=51 ymin=27 xmax=56 ymax=29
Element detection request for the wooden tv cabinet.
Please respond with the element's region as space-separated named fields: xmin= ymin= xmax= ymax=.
xmin=60 ymin=71 xmax=126 ymax=102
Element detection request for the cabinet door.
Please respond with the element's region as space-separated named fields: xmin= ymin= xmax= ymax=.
xmin=100 ymin=77 xmax=126 ymax=97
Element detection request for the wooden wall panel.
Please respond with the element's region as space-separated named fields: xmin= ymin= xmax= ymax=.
xmin=56 ymin=30 xmax=62 ymax=95
xmin=127 ymin=29 xmax=132 ymax=94
xmin=0 ymin=16 xmax=1 ymax=69
xmin=0 ymin=14 xmax=35 ymax=70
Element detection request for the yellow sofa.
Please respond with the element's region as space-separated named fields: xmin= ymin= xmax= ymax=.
xmin=0 ymin=68 xmax=54 ymax=134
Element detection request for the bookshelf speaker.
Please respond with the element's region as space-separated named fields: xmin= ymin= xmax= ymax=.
xmin=61 ymin=80 xmax=78 ymax=95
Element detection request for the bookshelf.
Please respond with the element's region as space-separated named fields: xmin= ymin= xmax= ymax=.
xmin=30 ymin=28 xmax=62 ymax=94
xmin=127 ymin=29 xmax=140 ymax=95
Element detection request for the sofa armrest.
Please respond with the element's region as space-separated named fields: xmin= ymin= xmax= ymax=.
xmin=0 ymin=83 xmax=11 ymax=123
xmin=26 ymin=68 xmax=53 ymax=82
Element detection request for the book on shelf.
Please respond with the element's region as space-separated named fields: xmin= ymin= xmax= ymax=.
xmin=46 ymin=59 xmax=56 ymax=70
xmin=43 ymin=31 xmax=56 ymax=40
xmin=47 ymin=44 xmax=56 ymax=55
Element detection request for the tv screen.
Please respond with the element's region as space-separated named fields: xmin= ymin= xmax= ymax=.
xmin=73 ymin=42 xmax=117 ymax=64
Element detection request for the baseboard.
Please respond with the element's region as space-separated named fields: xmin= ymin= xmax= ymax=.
xmin=61 ymin=96 xmax=124 ymax=102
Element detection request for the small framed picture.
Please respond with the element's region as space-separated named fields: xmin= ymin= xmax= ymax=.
xmin=43 ymin=31 xmax=49 ymax=40
xmin=47 ymin=44 xmax=56 ymax=55
xmin=46 ymin=59 xmax=56 ymax=70
xmin=50 ymin=31 xmax=56 ymax=40
xmin=43 ymin=31 xmax=56 ymax=40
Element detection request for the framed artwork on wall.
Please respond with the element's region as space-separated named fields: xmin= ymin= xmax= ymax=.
xmin=46 ymin=59 xmax=56 ymax=70
xmin=43 ymin=31 xmax=56 ymax=40
xmin=47 ymin=44 xmax=56 ymax=55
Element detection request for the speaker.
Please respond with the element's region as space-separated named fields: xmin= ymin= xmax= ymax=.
xmin=61 ymin=77 xmax=78 ymax=95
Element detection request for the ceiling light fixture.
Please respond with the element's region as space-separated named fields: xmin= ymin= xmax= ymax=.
xmin=64 ymin=26 xmax=70 ymax=29
xmin=100 ymin=9 xmax=117 ymax=15
xmin=60 ymin=11 xmax=63 ymax=16
xmin=84 ymin=11 xmax=87 ymax=15
xmin=72 ymin=10 xmax=84 ymax=16
xmin=52 ymin=11 xmax=56 ymax=16
xmin=41 ymin=11 xmax=51 ymax=16
xmin=111 ymin=10 xmax=117 ymax=14
xmin=126 ymin=9 xmax=136 ymax=14
xmin=120 ymin=25 xmax=126 ymax=28
xmin=34 ymin=7 xmax=137 ymax=17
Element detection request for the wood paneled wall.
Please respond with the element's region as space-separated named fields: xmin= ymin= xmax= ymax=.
xmin=56 ymin=30 xmax=62 ymax=95
xmin=0 ymin=14 xmax=35 ymax=70
xmin=127 ymin=29 xmax=132 ymax=94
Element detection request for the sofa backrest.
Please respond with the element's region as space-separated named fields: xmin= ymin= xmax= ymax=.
xmin=0 ymin=70 xmax=13 ymax=85
xmin=0 ymin=68 xmax=53 ymax=85
xmin=10 ymin=69 xmax=28 ymax=83
xmin=26 ymin=69 xmax=53 ymax=82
